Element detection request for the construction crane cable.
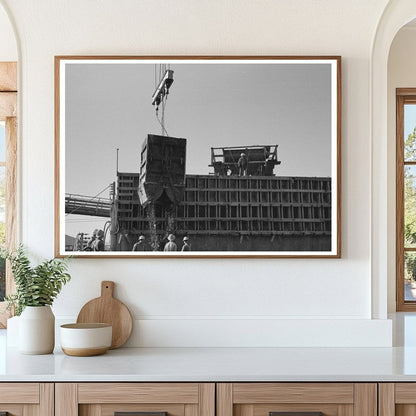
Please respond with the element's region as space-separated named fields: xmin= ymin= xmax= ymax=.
xmin=156 ymin=109 xmax=169 ymax=136
xmin=161 ymin=97 xmax=165 ymax=134
xmin=163 ymin=95 xmax=169 ymax=136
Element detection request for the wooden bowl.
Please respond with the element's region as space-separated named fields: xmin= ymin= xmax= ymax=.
xmin=60 ymin=323 xmax=112 ymax=356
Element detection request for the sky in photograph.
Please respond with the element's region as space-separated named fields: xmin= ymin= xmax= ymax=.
xmin=64 ymin=61 xmax=333 ymax=237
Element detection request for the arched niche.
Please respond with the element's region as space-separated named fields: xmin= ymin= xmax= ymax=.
xmin=372 ymin=0 xmax=416 ymax=319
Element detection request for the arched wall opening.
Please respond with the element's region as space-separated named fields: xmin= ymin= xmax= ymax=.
xmin=387 ymin=19 xmax=416 ymax=313
xmin=372 ymin=1 xmax=416 ymax=319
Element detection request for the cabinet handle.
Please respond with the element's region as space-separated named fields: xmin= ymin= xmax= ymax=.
xmin=270 ymin=413 xmax=323 ymax=416
xmin=115 ymin=412 xmax=167 ymax=416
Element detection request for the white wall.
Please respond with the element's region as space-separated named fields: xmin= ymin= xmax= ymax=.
xmin=0 ymin=0 xmax=394 ymax=347
xmin=387 ymin=26 xmax=416 ymax=312
xmin=0 ymin=3 xmax=16 ymax=61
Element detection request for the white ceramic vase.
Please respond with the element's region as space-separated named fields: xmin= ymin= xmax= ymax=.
xmin=6 ymin=315 xmax=20 ymax=347
xmin=19 ymin=306 xmax=55 ymax=354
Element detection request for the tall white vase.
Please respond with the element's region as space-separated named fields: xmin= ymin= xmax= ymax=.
xmin=19 ymin=306 xmax=55 ymax=354
xmin=6 ymin=315 xmax=20 ymax=347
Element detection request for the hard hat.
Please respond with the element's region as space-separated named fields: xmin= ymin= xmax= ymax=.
xmin=168 ymin=234 xmax=176 ymax=241
xmin=97 ymin=229 xmax=104 ymax=238
xmin=139 ymin=235 xmax=145 ymax=241
xmin=183 ymin=236 xmax=189 ymax=241
xmin=241 ymin=153 xmax=246 ymax=156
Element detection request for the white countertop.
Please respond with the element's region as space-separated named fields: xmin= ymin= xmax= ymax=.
xmin=2 ymin=345 xmax=416 ymax=382
xmin=2 ymin=313 xmax=416 ymax=382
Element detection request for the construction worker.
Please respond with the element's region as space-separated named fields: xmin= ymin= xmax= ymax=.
xmin=74 ymin=233 xmax=84 ymax=251
xmin=132 ymin=235 xmax=146 ymax=251
xmin=85 ymin=229 xmax=98 ymax=251
xmin=164 ymin=234 xmax=178 ymax=251
xmin=117 ymin=228 xmax=131 ymax=251
xmin=93 ymin=229 xmax=105 ymax=251
xmin=238 ymin=152 xmax=248 ymax=176
xmin=181 ymin=236 xmax=191 ymax=252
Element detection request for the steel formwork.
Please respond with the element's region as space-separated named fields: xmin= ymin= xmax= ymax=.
xmin=115 ymin=173 xmax=331 ymax=240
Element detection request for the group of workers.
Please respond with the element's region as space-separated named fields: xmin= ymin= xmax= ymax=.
xmin=74 ymin=229 xmax=191 ymax=252
xmin=73 ymin=229 xmax=105 ymax=251
xmin=132 ymin=234 xmax=191 ymax=252
xmin=230 ymin=151 xmax=274 ymax=176
xmin=85 ymin=229 xmax=105 ymax=251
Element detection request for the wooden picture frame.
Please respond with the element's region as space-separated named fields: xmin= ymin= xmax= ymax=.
xmin=55 ymin=56 xmax=341 ymax=258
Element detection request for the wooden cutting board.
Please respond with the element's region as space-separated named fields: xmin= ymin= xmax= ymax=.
xmin=76 ymin=281 xmax=133 ymax=349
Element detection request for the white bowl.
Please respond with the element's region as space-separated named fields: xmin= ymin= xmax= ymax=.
xmin=60 ymin=323 xmax=112 ymax=356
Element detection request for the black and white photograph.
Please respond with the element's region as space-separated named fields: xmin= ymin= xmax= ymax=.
xmin=55 ymin=56 xmax=341 ymax=257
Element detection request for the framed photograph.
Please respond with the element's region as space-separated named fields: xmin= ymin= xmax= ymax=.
xmin=55 ymin=56 xmax=341 ymax=258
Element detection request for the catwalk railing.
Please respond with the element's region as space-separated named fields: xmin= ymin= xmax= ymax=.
xmin=65 ymin=194 xmax=111 ymax=217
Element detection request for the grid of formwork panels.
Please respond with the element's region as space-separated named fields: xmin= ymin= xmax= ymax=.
xmin=176 ymin=175 xmax=332 ymax=236
xmin=116 ymin=173 xmax=142 ymax=231
xmin=116 ymin=173 xmax=332 ymax=236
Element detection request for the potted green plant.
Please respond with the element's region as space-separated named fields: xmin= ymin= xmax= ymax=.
xmin=4 ymin=246 xmax=71 ymax=354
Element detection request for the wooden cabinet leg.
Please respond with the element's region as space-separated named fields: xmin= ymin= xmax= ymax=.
xmin=217 ymin=384 xmax=233 ymax=416
xmin=199 ymin=384 xmax=215 ymax=416
xmin=354 ymin=384 xmax=377 ymax=416
xmin=56 ymin=383 xmax=78 ymax=416
xmin=379 ymin=384 xmax=395 ymax=416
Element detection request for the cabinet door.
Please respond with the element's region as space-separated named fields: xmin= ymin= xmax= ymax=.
xmin=55 ymin=383 xmax=215 ymax=416
xmin=217 ymin=383 xmax=377 ymax=416
xmin=379 ymin=383 xmax=416 ymax=416
xmin=0 ymin=383 xmax=53 ymax=416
